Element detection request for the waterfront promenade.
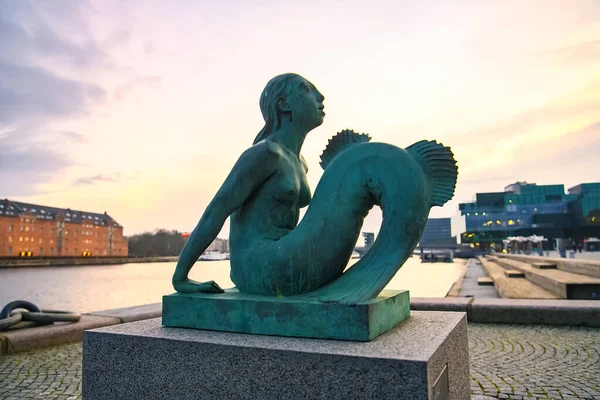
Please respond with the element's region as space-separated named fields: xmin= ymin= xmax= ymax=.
xmin=1 ymin=322 xmax=599 ymax=399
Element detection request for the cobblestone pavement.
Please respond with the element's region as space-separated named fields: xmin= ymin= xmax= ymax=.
xmin=0 ymin=324 xmax=599 ymax=399
xmin=470 ymin=324 xmax=600 ymax=399
xmin=0 ymin=342 xmax=81 ymax=399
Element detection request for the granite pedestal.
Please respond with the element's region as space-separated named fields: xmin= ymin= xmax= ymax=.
xmin=83 ymin=312 xmax=469 ymax=400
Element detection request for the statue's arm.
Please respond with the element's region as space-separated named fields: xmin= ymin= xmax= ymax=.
xmin=172 ymin=142 xmax=280 ymax=293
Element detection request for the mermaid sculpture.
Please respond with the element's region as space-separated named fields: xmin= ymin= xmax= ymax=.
xmin=172 ymin=73 xmax=458 ymax=306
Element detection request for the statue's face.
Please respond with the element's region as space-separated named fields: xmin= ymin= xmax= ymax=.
xmin=282 ymin=78 xmax=325 ymax=129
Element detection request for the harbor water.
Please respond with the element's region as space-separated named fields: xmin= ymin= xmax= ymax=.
xmin=0 ymin=257 xmax=465 ymax=313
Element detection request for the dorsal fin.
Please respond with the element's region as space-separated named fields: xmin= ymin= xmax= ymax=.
xmin=319 ymin=129 xmax=371 ymax=170
xmin=406 ymin=140 xmax=458 ymax=207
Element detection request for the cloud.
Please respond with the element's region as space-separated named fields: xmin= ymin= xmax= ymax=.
xmin=0 ymin=127 xmax=73 ymax=196
xmin=73 ymin=173 xmax=122 ymax=186
xmin=542 ymin=40 xmax=600 ymax=66
xmin=0 ymin=62 xmax=106 ymax=125
xmin=0 ymin=0 xmax=110 ymax=196
xmin=0 ymin=1 xmax=108 ymax=69
xmin=57 ymin=131 xmax=86 ymax=143
xmin=113 ymin=76 xmax=162 ymax=101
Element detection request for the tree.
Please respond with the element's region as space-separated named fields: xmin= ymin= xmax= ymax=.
xmin=127 ymin=229 xmax=187 ymax=257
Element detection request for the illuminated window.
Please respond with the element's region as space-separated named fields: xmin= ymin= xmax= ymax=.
xmin=8 ymin=236 xmax=12 ymax=242
xmin=25 ymin=237 xmax=29 ymax=242
xmin=19 ymin=236 xmax=23 ymax=242
xmin=25 ymin=226 xmax=30 ymax=232
xmin=25 ymin=218 xmax=30 ymax=223
xmin=508 ymin=220 xmax=515 ymax=225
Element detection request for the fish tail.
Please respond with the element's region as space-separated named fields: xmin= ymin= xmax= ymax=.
xmin=406 ymin=140 xmax=458 ymax=207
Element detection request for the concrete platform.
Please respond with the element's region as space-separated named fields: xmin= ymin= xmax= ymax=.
xmin=456 ymin=259 xmax=500 ymax=298
xmin=477 ymin=277 xmax=494 ymax=285
xmin=469 ymin=298 xmax=600 ymax=326
xmin=83 ymin=312 xmax=470 ymax=400
xmin=0 ymin=315 xmax=120 ymax=355
xmin=89 ymin=303 xmax=162 ymax=323
xmin=490 ymin=256 xmax=600 ymax=299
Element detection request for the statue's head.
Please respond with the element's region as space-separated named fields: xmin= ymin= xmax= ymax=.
xmin=253 ymin=73 xmax=325 ymax=144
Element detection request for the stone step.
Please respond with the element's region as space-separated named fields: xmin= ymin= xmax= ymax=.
xmin=501 ymin=254 xmax=600 ymax=278
xmin=532 ymin=262 xmax=557 ymax=270
xmin=504 ymin=270 xmax=525 ymax=278
xmin=477 ymin=277 xmax=494 ymax=286
xmin=478 ymin=258 xmax=559 ymax=299
xmin=489 ymin=256 xmax=600 ymax=300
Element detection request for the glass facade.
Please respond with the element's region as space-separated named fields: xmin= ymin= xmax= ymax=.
xmin=457 ymin=181 xmax=600 ymax=250
xmin=418 ymin=218 xmax=456 ymax=248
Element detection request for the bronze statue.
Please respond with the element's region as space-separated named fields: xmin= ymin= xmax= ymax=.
xmin=172 ymin=73 xmax=458 ymax=305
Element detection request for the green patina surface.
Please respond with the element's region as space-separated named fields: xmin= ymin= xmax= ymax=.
xmin=162 ymin=289 xmax=410 ymax=341
xmin=167 ymin=73 xmax=458 ymax=340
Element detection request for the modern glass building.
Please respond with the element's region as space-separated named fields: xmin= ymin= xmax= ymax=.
xmin=417 ymin=218 xmax=457 ymax=248
xmin=453 ymin=182 xmax=600 ymax=251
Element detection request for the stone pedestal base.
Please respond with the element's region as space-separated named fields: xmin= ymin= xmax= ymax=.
xmin=83 ymin=312 xmax=469 ymax=400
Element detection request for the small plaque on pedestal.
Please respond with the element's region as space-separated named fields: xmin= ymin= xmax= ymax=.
xmin=162 ymin=289 xmax=410 ymax=341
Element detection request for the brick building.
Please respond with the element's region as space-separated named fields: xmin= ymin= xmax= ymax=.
xmin=0 ymin=199 xmax=127 ymax=257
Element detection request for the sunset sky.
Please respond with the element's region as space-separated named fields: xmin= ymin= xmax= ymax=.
xmin=1 ymin=0 xmax=599 ymax=237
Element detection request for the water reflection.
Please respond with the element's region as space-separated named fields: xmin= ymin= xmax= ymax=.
xmin=0 ymin=257 xmax=464 ymax=313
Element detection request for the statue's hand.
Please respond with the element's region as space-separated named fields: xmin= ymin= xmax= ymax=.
xmin=173 ymin=278 xmax=224 ymax=294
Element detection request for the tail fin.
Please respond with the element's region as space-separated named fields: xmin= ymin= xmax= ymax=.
xmin=406 ymin=140 xmax=458 ymax=207
xmin=319 ymin=129 xmax=371 ymax=170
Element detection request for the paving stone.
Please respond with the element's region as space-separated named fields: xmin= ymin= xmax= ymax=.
xmin=1 ymin=322 xmax=600 ymax=399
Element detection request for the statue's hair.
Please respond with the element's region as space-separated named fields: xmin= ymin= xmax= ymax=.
xmin=253 ymin=73 xmax=301 ymax=145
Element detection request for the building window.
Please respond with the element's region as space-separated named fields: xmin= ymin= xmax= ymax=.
xmin=40 ymin=227 xmax=44 ymax=234
xmin=8 ymin=225 xmax=13 ymax=232
xmin=25 ymin=226 xmax=30 ymax=232
xmin=19 ymin=236 xmax=23 ymax=242
xmin=39 ymin=238 xmax=43 ymax=243
xmin=8 ymin=236 xmax=12 ymax=243
xmin=25 ymin=237 xmax=29 ymax=242
xmin=31 ymin=226 xmax=34 ymax=232
xmin=39 ymin=247 xmax=43 ymax=256
xmin=25 ymin=218 xmax=30 ymax=223
xmin=50 ymin=239 xmax=54 ymax=244
xmin=20 ymin=226 xmax=24 ymax=231
xmin=7 ymin=246 xmax=12 ymax=255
